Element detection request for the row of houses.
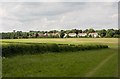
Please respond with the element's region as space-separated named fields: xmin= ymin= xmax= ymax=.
xmin=31 ymin=32 xmax=100 ymax=38
xmin=31 ymin=33 xmax=60 ymax=37
xmin=65 ymin=33 xmax=99 ymax=38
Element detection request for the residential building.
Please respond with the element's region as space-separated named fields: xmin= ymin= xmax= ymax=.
xmin=78 ymin=33 xmax=87 ymax=37
xmin=68 ymin=33 xmax=76 ymax=37
xmin=88 ymin=33 xmax=99 ymax=37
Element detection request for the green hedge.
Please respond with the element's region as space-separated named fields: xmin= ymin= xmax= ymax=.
xmin=2 ymin=43 xmax=108 ymax=57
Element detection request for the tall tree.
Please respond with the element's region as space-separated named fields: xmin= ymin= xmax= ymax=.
xmin=106 ymin=29 xmax=115 ymax=37
xmin=88 ymin=28 xmax=95 ymax=33
xmin=98 ymin=29 xmax=106 ymax=37
xmin=60 ymin=30 xmax=65 ymax=38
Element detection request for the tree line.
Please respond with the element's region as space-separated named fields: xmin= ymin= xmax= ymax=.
xmin=1 ymin=28 xmax=120 ymax=39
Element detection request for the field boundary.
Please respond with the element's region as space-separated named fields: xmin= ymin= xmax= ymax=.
xmin=2 ymin=43 xmax=108 ymax=57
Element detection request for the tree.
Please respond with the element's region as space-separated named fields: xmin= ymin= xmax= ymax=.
xmin=113 ymin=34 xmax=120 ymax=38
xmin=66 ymin=30 xmax=71 ymax=34
xmin=88 ymin=28 xmax=95 ymax=33
xmin=35 ymin=33 xmax=39 ymax=38
xmin=106 ymin=29 xmax=115 ymax=37
xmin=78 ymin=30 xmax=82 ymax=33
xmin=89 ymin=34 xmax=92 ymax=38
xmin=16 ymin=31 xmax=22 ymax=38
xmin=60 ymin=30 xmax=65 ymax=38
xmin=74 ymin=29 xmax=79 ymax=37
xmin=83 ymin=29 xmax=88 ymax=33
xmin=98 ymin=29 xmax=106 ymax=37
xmin=22 ymin=32 xmax=28 ymax=38
xmin=9 ymin=33 xmax=15 ymax=39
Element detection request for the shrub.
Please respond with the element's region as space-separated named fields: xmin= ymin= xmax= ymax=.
xmin=47 ymin=44 xmax=59 ymax=52
xmin=2 ymin=43 xmax=108 ymax=57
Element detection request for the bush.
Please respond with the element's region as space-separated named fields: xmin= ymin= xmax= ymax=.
xmin=47 ymin=44 xmax=59 ymax=52
xmin=2 ymin=43 xmax=108 ymax=57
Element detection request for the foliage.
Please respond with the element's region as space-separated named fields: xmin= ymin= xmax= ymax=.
xmin=60 ymin=30 xmax=65 ymax=38
xmin=98 ymin=29 xmax=106 ymax=37
xmin=88 ymin=28 xmax=95 ymax=33
xmin=1 ymin=28 xmax=120 ymax=39
xmin=2 ymin=43 xmax=108 ymax=57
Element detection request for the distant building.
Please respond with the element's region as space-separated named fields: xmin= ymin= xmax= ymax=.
xmin=88 ymin=33 xmax=99 ymax=37
xmin=64 ymin=33 xmax=68 ymax=38
xmin=38 ymin=33 xmax=44 ymax=37
xmin=52 ymin=33 xmax=59 ymax=36
xmin=78 ymin=33 xmax=87 ymax=37
xmin=68 ymin=33 xmax=76 ymax=37
xmin=44 ymin=33 xmax=48 ymax=36
xmin=46 ymin=33 xmax=60 ymax=37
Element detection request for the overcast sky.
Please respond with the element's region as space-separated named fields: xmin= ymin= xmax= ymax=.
xmin=0 ymin=1 xmax=118 ymax=32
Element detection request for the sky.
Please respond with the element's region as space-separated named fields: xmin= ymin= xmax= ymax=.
xmin=0 ymin=0 xmax=119 ymax=32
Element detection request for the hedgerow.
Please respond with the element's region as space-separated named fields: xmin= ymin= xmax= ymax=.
xmin=2 ymin=43 xmax=108 ymax=57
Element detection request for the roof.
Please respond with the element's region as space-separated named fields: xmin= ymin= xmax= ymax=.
xmin=89 ymin=33 xmax=98 ymax=34
xmin=69 ymin=33 xmax=76 ymax=34
xmin=78 ymin=33 xmax=87 ymax=34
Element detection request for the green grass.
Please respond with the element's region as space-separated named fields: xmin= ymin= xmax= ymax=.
xmin=2 ymin=38 xmax=118 ymax=77
xmin=91 ymin=53 xmax=118 ymax=77
xmin=2 ymin=38 xmax=118 ymax=45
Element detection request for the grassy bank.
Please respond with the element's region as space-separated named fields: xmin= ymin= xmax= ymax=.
xmin=2 ymin=48 xmax=117 ymax=77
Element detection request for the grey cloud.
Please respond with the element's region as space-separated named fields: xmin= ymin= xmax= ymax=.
xmin=0 ymin=2 xmax=118 ymax=32
xmin=0 ymin=0 xmax=119 ymax=2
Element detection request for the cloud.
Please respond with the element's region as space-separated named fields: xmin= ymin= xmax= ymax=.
xmin=111 ymin=14 xmax=118 ymax=18
xmin=0 ymin=2 xmax=118 ymax=32
xmin=0 ymin=0 xmax=119 ymax=2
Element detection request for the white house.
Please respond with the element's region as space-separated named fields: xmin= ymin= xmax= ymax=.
xmin=88 ymin=33 xmax=99 ymax=37
xmin=44 ymin=33 xmax=48 ymax=36
xmin=78 ymin=33 xmax=87 ymax=37
xmin=64 ymin=33 xmax=68 ymax=38
xmin=68 ymin=33 xmax=76 ymax=37
xmin=52 ymin=33 xmax=60 ymax=37
xmin=38 ymin=33 xmax=44 ymax=36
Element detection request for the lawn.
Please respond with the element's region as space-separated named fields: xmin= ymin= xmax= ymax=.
xmin=2 ymin=38 xmax=118 ymax=77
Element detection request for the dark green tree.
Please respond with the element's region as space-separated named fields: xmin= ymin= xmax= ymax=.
xmin=106 ymin=29 xmax=115 ymax=37
xmin=88 ymin=28 xmax=95 ymax=33
xmin=83 ymin=29 xmax=88 ymax=33
xmin=60 ymin=30 xmax=65 ymax=38
xmin=98 ymin=29 xmax=107 ymax=37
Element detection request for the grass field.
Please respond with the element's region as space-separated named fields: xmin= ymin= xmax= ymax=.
xmin=2 ymin=38 xmax=118 ymax=77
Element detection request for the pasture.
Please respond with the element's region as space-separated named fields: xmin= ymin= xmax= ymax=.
xmin=2 ymin=38 xmax=118 ymax=77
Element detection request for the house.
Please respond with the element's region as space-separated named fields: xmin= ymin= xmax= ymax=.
xmin=47 ymin=33 xmax=60 ymax=37
xmin=44 ymin=33 xmax=48 ymax=36
xmin=38 ymin=33 xmax=44 ymax=37
xmin=64 ymin=33 xmax=68 ymax=38
xmin=78 ymin=33 xmax=87 ymax=37
xmin=68 ymin=33 xmax=76 ymax=37
xmin=52 ymin=33 xmax=60 ymax=37
xmin=88 ymin=33 xmax=99 ymax=37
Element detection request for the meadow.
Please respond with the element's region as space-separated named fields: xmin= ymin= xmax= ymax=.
xmin=2 ymin=38 xmax=118 ymax=77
